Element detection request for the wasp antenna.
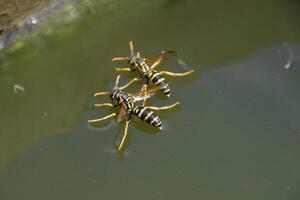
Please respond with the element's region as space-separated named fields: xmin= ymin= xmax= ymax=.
xmin=115 ymin=75 xmax=121 ymax=87
xmin=129 ymin=41 xmax=134 ymax=52
xmin=168 ymin=50 xmax=177 ymax=56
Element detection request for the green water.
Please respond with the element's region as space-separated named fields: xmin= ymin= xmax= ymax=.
xmin=0 ymin=0 xmax=300 ymax=199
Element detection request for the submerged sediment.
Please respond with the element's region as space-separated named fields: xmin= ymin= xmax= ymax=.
xmin=0 ymin=0 xmax=54 ymax=35
xmin=0 ymin=0 xmax=82 ymax=51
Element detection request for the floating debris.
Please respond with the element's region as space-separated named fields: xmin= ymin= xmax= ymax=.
xmin=178 ymin=59 xmax=187 ymax=67
xmin=28 ymin=16 xmax=39 ymax=25
xmin=13 ymin=84 xmax=25 ymax=93
xmin=283 ymin=42 xmax=293 ymax=69
xmin=177 ymin=59 xmax=185 ymax=65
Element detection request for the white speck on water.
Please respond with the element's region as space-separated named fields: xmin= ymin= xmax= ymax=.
xmin=29 ymin=16 xmax=39 ymax=25
xmin=155 ymin=165 xmax=161 ymax=169
xmin=283 ymin=42 xmax=293 ymax=69
xmin=136 ymin=179 xmax=145 ymax=183
xmin=90 ymin=179 xmax=96 ymax=184
xmin=177 ymin=59 xmax=192 ymax=70
xmin=178 ymin=59 xmax=187 ymax=67
xmin=13 ymin=84 xmax=25 ymax=93
xmin=43 ymin=112 xmax=48 ymax=116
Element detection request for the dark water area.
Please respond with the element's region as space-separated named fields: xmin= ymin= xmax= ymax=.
xmin=0 ymin=0 xmax=300 ymax=199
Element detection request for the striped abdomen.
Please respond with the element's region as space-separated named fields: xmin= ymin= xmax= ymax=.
xmin=133 ymin=106 xmax=162 ymax=130
xmin=146 ymin=70 xmax=171 ymax=97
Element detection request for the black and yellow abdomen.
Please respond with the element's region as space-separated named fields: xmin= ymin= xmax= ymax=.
xmin=146 ymin=70 xmax=171 ymax=97
xmin=133 ymin=106 xmax=162 ymax=130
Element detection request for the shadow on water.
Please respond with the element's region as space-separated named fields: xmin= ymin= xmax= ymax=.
xmin=0 ymin=0 xmax=300 ymax=199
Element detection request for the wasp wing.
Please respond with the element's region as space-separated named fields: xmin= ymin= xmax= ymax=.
xmin=117 ymin=103 xmax=127 ymax=123
xmin=144 ymin=50 xmax=177 ymax=65
xmin=131 ymin=85 xmax=161 ymax=102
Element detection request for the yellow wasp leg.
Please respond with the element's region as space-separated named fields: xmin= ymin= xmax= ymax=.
xmin=114 ymin=75 xmax=121 ymax=86
xmin=129 ymin=41 xmax=134 ymax=51
xmin=117 ymin=120 xmax=130 ymax=151
xmin=112 ymin=57 xmax=129 ymax=61
xmin=94 ymin=91 xmax=109 ymax=97
xmin=88 ymin=113 xmax=116 ymax=123
xmin=159 ymin=70 xmax=194 ymax=77
xmin=150 ymin=57 xmax=163 ymax=69
xmin=141 ymin=84 xmax=148 ymax=106
xmin=118 ymin=78 xmax=141 ymax=90
xmin=115 ymin=67 xmax=132 ymax=72
xmin=146 ymin=101 xmax=180 ymax=111
xmin=94 ymin=103 xmax=114 ymax=108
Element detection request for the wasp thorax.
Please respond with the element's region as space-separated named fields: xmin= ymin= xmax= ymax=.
xmin=121 ymin=93 xmax=129 ymax=99
xmin=136 ymin=58 xmax=143 ymax=65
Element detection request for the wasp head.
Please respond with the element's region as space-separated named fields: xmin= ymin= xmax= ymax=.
xmin=128 ymin=54 xmax=137 ymax=68
xmin=109 ymin=89 xmax=120 ymax=101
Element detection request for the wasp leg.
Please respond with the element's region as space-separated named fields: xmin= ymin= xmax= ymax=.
xmin=117 ymin=120 xmax=130 ymax=151
xmin=140 ymin=84 xmax=148 ymax=106
xmin=94 ymin=103 xmax=114 ymax=108
xmin=88 ymin=113 xmax=116 ymax=123
xmin=112 ymin=56 xmax=129 ymax=62
xmin=115 ymin=67 xmax=132 ymax=72
xmin=146 ymin=101 xmax=180 ymax=111
xmin=150 ymin=57 xmax=163 ymax=69
xmin=129 ymin=41 xmax=134 ymax=51
xmin=118 ymin=77 xmax=141 ymax=90
xmin=159 ymin=70 xmax=194 ymax=77
xmin=94 ymin=91 xmax=109 ymax=97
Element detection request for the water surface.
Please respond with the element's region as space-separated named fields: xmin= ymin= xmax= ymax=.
xmin=0 ymin=0 xmax=300 ymax=199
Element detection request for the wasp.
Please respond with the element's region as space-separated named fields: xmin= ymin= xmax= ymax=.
xmin=88 ymin=75 xmax=179 ymax=151
xmin=112 ymin=41 xmax=194 ymax=97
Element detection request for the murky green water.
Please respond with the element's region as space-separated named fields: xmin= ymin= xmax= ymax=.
xmin=0 ymin=0 xmax=300 ymax=199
